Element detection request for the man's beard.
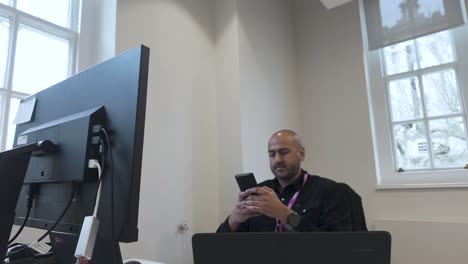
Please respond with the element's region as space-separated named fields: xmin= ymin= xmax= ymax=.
xmin=272 ymin=164 xmax=300 ymax=182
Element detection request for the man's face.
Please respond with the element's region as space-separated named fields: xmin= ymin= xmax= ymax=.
xmin=268 ymin=133 xmax=305 ymax=182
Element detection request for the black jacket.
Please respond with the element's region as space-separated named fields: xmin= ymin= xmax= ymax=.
xmin=217 ymin=170 xmax=367 ymax=232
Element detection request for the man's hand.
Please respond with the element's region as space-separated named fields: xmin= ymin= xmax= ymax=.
xmin=228 ymin=191 xmax=261 ymax=231
xmin=244 ymin=187 xmax=293 ymax=223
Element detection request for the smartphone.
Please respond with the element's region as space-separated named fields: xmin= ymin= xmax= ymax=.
xmin=235 ymin=172 xmax=258 ymax=192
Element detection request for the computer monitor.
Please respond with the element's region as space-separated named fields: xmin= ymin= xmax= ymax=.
xmin=192 ymin=232 xmax=392 ymax=264
xmin=7 ymin=45 xmax=149 ymax=263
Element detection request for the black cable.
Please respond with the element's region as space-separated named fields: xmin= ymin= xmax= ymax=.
xmin=37 ymin=183 xmax=77 ymax=242
xmin=7 ymin=184 xmax=39 ymax=246
xmin=3 ymin=184 xmax=76 ymax=262
xmin=7 ymin=207 xmax=31 ymax=246
xmin=91 ymin=139 xmax=106 ymax=212
xmin=100 ymin=128 xmax=115 ymax=262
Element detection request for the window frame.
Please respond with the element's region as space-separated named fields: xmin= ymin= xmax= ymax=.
xmin=0 ymin=1 xmax=79 ymax=151
xmin=360 ymin=1 xmax=468 ymax=189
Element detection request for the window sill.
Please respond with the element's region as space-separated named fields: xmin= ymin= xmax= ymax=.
xmin=376 ymin=168 xmax=468 ymax=189
xmin=376 ymin=182 xmax=468 ymax=190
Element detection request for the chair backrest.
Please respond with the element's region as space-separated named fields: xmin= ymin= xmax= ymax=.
xmin=338 ymin=182 xmax=368 ymax=231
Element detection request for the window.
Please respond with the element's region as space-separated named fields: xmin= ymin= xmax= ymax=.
xmin=384 ymin=31 xmax=467 ymax=171
xmin=0 ymin=0 xmax=80 ymax=151
xmin=360 ymin=0 xmax=468 ymax=188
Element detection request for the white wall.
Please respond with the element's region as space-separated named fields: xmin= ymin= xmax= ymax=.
xmin=375 ymin=220 xmax=468 ymax=263
xmin=237 ymin=0 xmax=300 ymax=184
xmin=293 ymin=0 xmax=468 ymax=262
xmin=216 ymin=0 xmax=301 ymax=217
xmin=214 ymin=0 xmax=243 ymax=219
xmin=293 ymin=0 xmax=375 ymax=199
xmin=77 ymin=0 xmax=116 ymax=71
xmin=116 ymin=1 xmax=218 ymax=263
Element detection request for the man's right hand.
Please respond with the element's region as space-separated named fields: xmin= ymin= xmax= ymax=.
xmin=228 ymin=191 xmax=260 ymax=231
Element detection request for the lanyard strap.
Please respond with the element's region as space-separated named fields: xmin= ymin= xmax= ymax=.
xmin=275 ymin=173 xmax=308 ymax=232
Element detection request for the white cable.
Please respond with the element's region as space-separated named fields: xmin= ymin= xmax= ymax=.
xmin=99 ymin=139 xmax=105 ymax=172
xmin=74 ymin=216 xmax=99 ymax=260
xmin=73 ymin=159 xmax=102 ymax=261
xmin=87 ymin=159 xmax=102 ymax=217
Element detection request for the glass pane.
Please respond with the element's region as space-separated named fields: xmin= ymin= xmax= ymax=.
xmin=378 ymin=0 xmax=405 ymax=29
xmin=422 ymin=69 xmax=461 ymax=117
xmin=6 ymin=98 xmax=20 ymax=150
xmin=389 ymin=77 xmax=423 ymax=122
xmin=416 ymin=0 xmax=445 ymax=18
xmin=0 ymin=0 xmax=9 ymax=5
xmin=417 ymin=30 xmax=454 ymax=69
xmin=13 ymin=25 xmax=69 ymax=94
xmin=0 ymin=17 xmax=9 ymax=87
xmin=17 ymin=0 xmax=70 ymax=28
xmin=393 ymin=122 xmax=430 ymax=170
xmin=429 ymin=117 xmax=468 ymax=168
xmin=383 ymin=39 xmax=417 ymax=75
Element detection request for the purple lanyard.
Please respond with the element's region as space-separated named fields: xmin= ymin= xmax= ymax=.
xmin=275 ymin=173 xmax=308 ymax=232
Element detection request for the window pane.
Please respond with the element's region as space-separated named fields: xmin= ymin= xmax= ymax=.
xmin=393 ymin=122 xmax=430 ymax=170
xmin=417 ymin=31 xmax=454 ymax=69
xmin=17 ymin=0 xmax=70 ymax=28
xmin=389 ymin=77 xmax=423 ymax=122
xmin=0 ymin=1 xmax=9 ymax=5
xmin=378 ymin=0 xmax=404 ymax=29
xmin=429 ymin=117 xmax=468 ymax=168
xmin=0 ymin=17 xmax=9 ymax=87
xmin=416 ymin=0 xmax=446 ymax=18
xmin=13 ymin=25 xmax=69 ymax=94
xmin=383 ymin=39 xmax=417 ymax=75
xmin=422 ymin=69 xmax=461 ymax=117
xmin=6 ymin=98 xmax=20 ymax=150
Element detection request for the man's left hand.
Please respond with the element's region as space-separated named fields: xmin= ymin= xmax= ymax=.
xmin=244 ymin=187 xmax=293 ymax=223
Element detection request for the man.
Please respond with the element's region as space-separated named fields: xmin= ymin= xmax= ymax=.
xmin=217 ymin=129 xmax=365 ymax=232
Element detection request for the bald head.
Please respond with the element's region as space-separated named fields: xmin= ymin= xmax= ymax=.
xmin=269 ymin=129 xmax=304 ymax=149
xmin=268 ymin=130 xmax=305 ymax=187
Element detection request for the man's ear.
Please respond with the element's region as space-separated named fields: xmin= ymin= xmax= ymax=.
xmin=299 ymin=147 xmax=305 ymax=161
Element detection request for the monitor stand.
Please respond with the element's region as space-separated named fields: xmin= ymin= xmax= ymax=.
xmin=50 ymin=231 xmax=123 ymax=264
xmin=0 ymin=140 xmax=56 ymax=259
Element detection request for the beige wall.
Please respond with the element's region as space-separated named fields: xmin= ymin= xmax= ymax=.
xmin=293 ymin=0 xmax=376 ymax=220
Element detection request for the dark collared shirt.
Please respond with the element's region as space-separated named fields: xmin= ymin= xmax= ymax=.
xmin=217 ymin=170 xmax=354 ymax=232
